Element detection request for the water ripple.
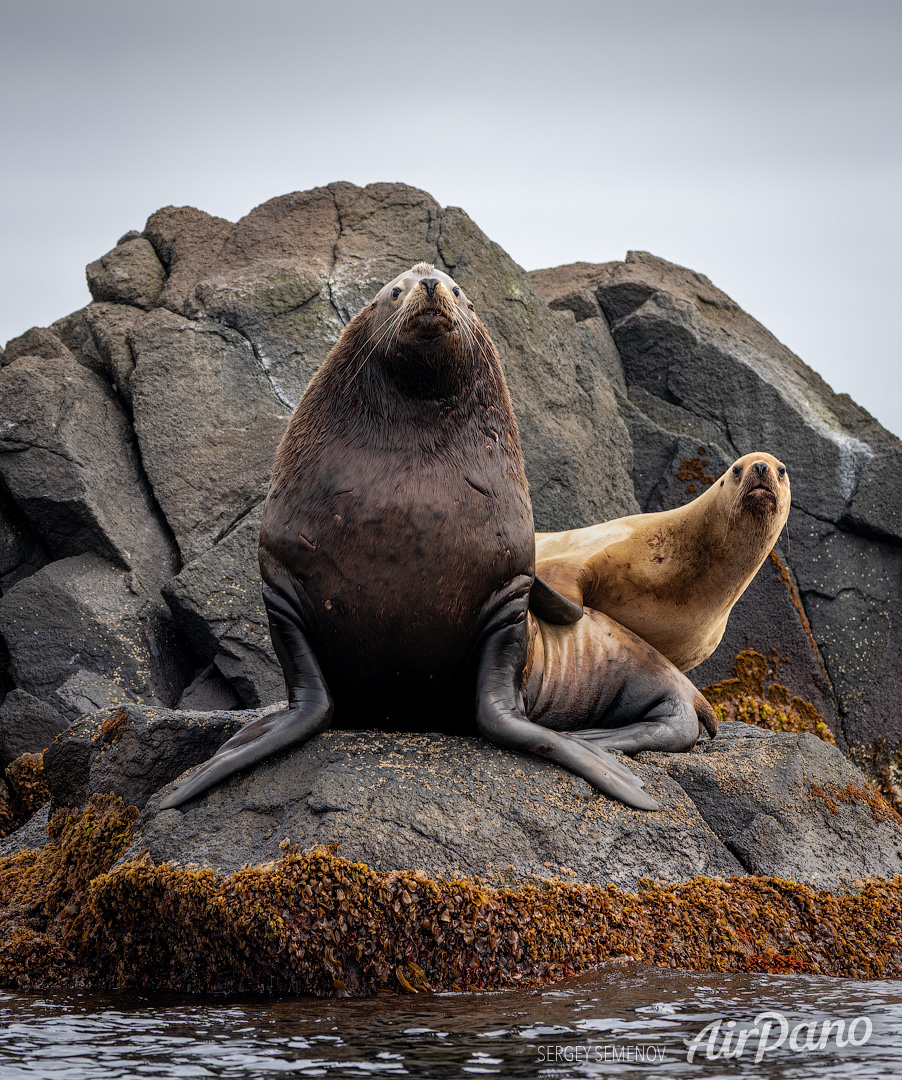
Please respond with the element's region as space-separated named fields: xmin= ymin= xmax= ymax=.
xmin=0 ymin=966 xmax=900 ymax=1079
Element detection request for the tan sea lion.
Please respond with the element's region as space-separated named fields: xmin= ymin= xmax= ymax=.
xmin=533 ymin=452 xmax=791 ymax=672
xmin=160 ymin=262 xmax=683 ymax=813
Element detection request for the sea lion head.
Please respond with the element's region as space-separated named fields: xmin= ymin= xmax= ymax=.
xmin=722 ymin=451 xmax=791 ymax=523
xmin=358 ymin=263 xmax=487 ymax=396
xmin=371 ymin=261 xmax=476 ymax=344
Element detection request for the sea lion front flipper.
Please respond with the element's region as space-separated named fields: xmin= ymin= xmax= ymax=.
xmin=473 ymin=576 xmax=659 ymax=812
xmin=159 ymin=581 xmax=333 ymax=810
xmin=529 ymin=576 xmax=584 ymax=625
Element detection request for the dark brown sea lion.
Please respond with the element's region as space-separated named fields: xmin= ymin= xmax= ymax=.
xmin=161 ymin=263 xmax=702 ymax=814
xmin=534 ymin=452 xmax=791 ymax=672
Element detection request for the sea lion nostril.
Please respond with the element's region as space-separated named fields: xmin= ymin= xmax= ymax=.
xmin=754 ymin=461 xmax=768 ymax=477
xmin=420 ymin=278 xmax=440 ymax=298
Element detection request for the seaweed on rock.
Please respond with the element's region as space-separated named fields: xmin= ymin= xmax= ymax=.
xmin=0 ymin=753 xmax=50 ymax=840
xmin=1 ymin=796 xmax=901 ymax=993
xmin=704 ymin=650 xmax=835 ymax=744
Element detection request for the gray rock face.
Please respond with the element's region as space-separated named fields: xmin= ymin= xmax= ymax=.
xmin=530 ymin=252 xmax=902 ymax=757
xmin=0 ymin=555 xmax=186 ymax=707
xmin=2 ymin=326 xmax=73 ymax=365
xmin=0 ymin=356 xmax=178 ymax=587
xmin=122 ymin=727 xmax=743 ymax=889
xmin=0 ymin=804 xmax=50 ymax=857
xmin=689 ymin=547 xmax=836 ymax=727
xmin=51 ymin=308 xmax=107 ymax=376
xmin=83 ymin=302 xmax=143 ymax=403
xmin=129 ymin=309 xmax=290 ymax=564
xmin=169 ymin=182 xmax=639 ymax=529
xmin=788 ymin=509 xmax=902 ymax=754
xmin=54 ymin=670 xmax=139 ymax=723
xmin=86 ymin=236 xmax=166 ymax=308
xmin=177 ymin=664 xmax=242 ymax=711
xmin=42 ymin=703 xmax=255 ymax=811
xmin=162 ymin=507 xmax=282 ymax=707
xmin=0 ymin=690 xmax=69 ymax=769
xmin=648 ymin=721 xmax=902 ymax=888
xmin=143 ymin=205 xmax=233 ymax=315
xmin=32 ymin=711 xmax=892 ymax=892
xmin=0 ymin=494 xmax=46 ymax=591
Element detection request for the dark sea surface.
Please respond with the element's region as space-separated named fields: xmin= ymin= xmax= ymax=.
xmin=1 ymin=965 xmax=901 ymax=1080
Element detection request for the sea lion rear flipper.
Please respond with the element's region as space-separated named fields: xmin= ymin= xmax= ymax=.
xmin=695 ymin=692 xmax=718 ymax=739
xmin=159 ymin=580 xmax=334 ymax=810
xmin=530 ymin=575 xmax=584 ymax=625
xmin=474 ymin=577 xmax=658 ymax=812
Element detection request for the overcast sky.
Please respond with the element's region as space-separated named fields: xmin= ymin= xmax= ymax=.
xmin=3 ymin=0 xmax=900 ymax=436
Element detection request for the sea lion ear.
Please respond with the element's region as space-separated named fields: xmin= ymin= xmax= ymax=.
xmin=530 ymin=576 xmax=584 ymax=624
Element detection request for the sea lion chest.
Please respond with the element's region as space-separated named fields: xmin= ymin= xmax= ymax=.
xmin=260 ymin=409 xmax=533 ymax=727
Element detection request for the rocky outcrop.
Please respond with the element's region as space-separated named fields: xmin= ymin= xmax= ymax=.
xmin=531 ymin=252 xmax=902 ymax=765
xmin=10 ymin=711 xmax=899 ymax=895
xmin=0 ymin=556 xmax=186 ymax=707
xmin=161 ymin=507 xmax=282 ymax=707
xmin=41 ymin=703 xmax=256 ymax=812
xmin=0 ymin=691 xmax=67 ymax=769
xmin=0 ymin=183 xmax=899 ymax=814
xmin=649 ymin=723 xmax=902 ymax=887
xmin=0 ymin=356 xmax=178 ymax=586
xmin=86 ymin=236 xmax=166 ymax=309
xmin=126 ymin=727 xmax=744 ymax=889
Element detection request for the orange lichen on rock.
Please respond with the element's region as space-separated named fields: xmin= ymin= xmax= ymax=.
xmin=808 ymin=781 xmax=902 ymax=827
xmin=676 ymin=451 xmax=716 ymax=500
xmin=703 ymin=650 xmax=835 ymax=744
xmin=1 ymin=796 xmax=902 ymax=993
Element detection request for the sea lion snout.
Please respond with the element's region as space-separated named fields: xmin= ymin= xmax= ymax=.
xmin=419 ymin=277 xmax=441 ymax=298
xmin=735 ymin=452 xmax=789 ymax=517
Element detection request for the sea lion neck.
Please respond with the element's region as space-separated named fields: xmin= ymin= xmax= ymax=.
xmin=676 ymin=481 xmax=780 ymax=582
xmin=374 ymin=334 xmax=482 ymax=401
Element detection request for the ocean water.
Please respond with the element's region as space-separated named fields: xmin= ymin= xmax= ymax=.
xmin=1 ymin=965 xmax=901 ymax=1079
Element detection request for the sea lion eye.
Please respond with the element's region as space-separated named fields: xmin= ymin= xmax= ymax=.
xmin=778 ymin=466 xmax=787 ymax=478
xmin=453 ymin=286 xmax=461 ymax=297
xmin=732 ymin=466 xmax=742 ymax=477
xmin=391 ymin=287 xmax=402 ymax=300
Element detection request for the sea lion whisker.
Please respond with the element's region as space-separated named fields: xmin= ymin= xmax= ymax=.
xmin=348 ymin=308 xmax=405 ymax=381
